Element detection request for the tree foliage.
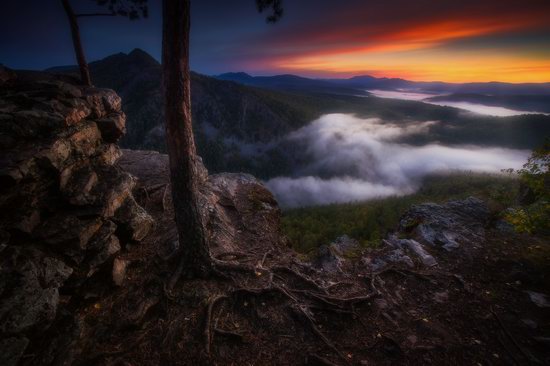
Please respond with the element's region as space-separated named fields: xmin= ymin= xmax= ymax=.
xmin=256 ymin=0 xmax=283 ymax=22
xmin=92 ymin=0 xmax=148 ymax=19
xmin=505 ymin=141 xmax=550 ymax=234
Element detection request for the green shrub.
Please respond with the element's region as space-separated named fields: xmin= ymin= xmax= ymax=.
xmin=505 ymin=142 xmax=550 ymax=235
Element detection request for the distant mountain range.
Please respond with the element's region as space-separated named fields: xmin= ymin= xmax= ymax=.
xmin=44 ymin=49 xmax=550 ymax=179
xmin=217 ymin=71 xmax=550 ymax=115
xmin=217 ymin=72 xmax=550 ymax=96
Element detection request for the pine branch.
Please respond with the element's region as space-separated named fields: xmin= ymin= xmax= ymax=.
xmin=76 ymin=13 xmax=116 ymax=17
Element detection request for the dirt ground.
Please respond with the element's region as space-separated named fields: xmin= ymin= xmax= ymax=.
xmin=27 ymin=151 xmax=549 ymax=366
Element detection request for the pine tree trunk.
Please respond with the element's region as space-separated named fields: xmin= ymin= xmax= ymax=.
xmin=162 ymin=0 xmax=211 ymax=277
xmin=61 ymin=0 xmax=92 ymax=86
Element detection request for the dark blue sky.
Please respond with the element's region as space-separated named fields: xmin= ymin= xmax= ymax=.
xmin=0 ymin=0 xmax=285 ymax=73
xmin=2 ymin=0 xmax=549 ymax=81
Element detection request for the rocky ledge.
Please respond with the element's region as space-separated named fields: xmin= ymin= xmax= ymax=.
xmin=117 ymin=149 xmax=284 ymax=260
xmin=0 ymin=71 xmax=153 ymax=365
xmin=315 ymin=197 xmax=490 ymax=273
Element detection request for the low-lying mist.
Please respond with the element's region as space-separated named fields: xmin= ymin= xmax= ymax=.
xmin=368 ymin=89 xmax=546 ymax=117
xmin=265 ymin=114 xmax=529 ymax=208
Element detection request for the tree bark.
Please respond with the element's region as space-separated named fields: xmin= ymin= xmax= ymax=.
xmin=61 ymin=0 xmax=92 ymax=86
xmin=162 ymin=0 xmax=211 ymax=276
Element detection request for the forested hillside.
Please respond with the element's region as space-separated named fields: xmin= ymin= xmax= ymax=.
xmin=50 ymin=49 xmax=550 ymax=179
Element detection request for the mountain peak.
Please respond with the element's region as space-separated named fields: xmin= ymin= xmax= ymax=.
xmin=127 ymin=48 xmax=159 ymax=66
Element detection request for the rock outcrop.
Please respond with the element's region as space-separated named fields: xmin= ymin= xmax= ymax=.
xmin=0 ymin=71 xmax=153 ymax=365
xmin=328 ymin=197 xmax=491 ymax=273
xmin=117 ymin=150 xmax=285 ymax=261
xmin=399 ymin=197 xmax=489 ymax=251
xmin=314 ymin=235 xmax=360 ymax=273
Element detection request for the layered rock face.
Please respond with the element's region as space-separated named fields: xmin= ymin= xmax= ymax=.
xmin=0 ymin=71 xmax=153 ymax=365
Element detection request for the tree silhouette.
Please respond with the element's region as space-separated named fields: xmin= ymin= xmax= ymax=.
xmin=256 ymin=0 xmax=283 ymax=23
xmin=162 ymin=0 xmax=282 ymax=282
xmin=61 ymin=0 xmax=148 ymax=86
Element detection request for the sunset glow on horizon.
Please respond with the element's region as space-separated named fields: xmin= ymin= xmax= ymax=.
xmin=226 ymin=0 xmax=550 ymax=83
xmin=274 ymin=51 xmax=550 ymax=83
xmin=2 ymin=0 xmax=550 ymax=83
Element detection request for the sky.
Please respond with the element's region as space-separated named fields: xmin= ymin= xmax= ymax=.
xmin=1 ymin=0 xmax=550 ymax=82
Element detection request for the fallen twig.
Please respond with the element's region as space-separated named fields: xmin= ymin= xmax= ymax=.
xmin=204 ymin=295 xmax=228 ymax=356
xmin=260 ymin=250 xmax=272 ymax=268
xmin=273 ymin=266 xmax=329 ymax=294
xmin=214 ymin=328 xmax=244 ymax=339
xmin=161 ymin=183 xmax=170 ymax=212
xmin=292 ymin=304 xmax=350 ymax=364
xmin=491 ymin=307 xmax=536 ymax=364
xmin=307 ymin=353 xmax=340 ymax=366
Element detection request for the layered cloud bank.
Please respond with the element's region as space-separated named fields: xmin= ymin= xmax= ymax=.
xmin=266 ymin=114 xmax=529 ymax=207
xmin=368 ymin=90 xmax=547 ymax=116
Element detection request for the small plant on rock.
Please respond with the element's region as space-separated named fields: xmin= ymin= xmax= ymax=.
xmin=505 ymin=141 xmax=550 ymax=235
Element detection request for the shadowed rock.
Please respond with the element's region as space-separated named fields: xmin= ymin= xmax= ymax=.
xmin=114 ymin=195 xmax=154 ymax=242
xmin=399 ymin=197 xmax=489 ymax=251
xmin=0 ymin=72 xmax=154 ymax=364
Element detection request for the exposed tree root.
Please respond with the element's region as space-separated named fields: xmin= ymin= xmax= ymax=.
xmin=260 ymin=250 xmax=272 ymax=268
xmin=204 ymin=295 xmax=228 ymax=356
xmin=273 ymin=265 xmax=329 ymax=294
xmin=161 ymin=183 xmax=170 ymax=212
xmin=194 ymin=259 xmax=383 ymax=362
xmin=212 ymin=258 xmax=257 ymax=274
xmin=491 ymin=307 xmax=538 ymax=364
xmin=165 ymin=258 xmax=185 ymax=295
xmin=213 ymin=328 xmax=244 ymax=339
xmin=291 ymin=304 xmax=350 ymax=364
xmin=307 ymin=353 xmax=341 ymax=366
xmin=215 ymin=251 xmax=250 ymax=261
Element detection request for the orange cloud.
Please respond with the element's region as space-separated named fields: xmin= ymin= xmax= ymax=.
xmin=236 ymin=0 xmax=550 ymax=82
xmin=275 ymin=50 xmax=550 ymax=83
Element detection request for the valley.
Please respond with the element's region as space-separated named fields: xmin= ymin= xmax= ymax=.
xmin=3 ymin=1 xmax=550 ymax=364
xmin=52 ymin=50 xmax=550 ymax=183
xmin=48 ymin=49 xmax=550 ymax=247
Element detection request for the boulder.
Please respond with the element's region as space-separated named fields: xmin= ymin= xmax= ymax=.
xmin=112 ymin=257 xmax=129 ymax=286
xmin=0 ymin=247 xmax=72 ymax=336
xmin=315 ymin=244 xmax=345 ymax=273
xmin=399 ymin=197 xmax=489 ymax=251
xmin=35 ymin=215 xmax=103 ymax=256
xmin=384 ymin=235 xmax=437 ymax=267
xmin=314 ymin=235 xmax=360 ymax=273
xmin=83 ymin=88 xmax=122 ymax=119
xmin=63 ymin=221 xmax=121 ymax=286
xmin=96 ymin=112 xmax=126 ymax=142
xmin=114 ymin=196 xmax=154 ymax=242
xmin=206 ymin=172 xmax=282 ymax=255
xmin=94 ymin=168 xmax=136 ymax=218
xmin=97 ymin=143 xmax=122 ymax=166
xmin=60 ymin=163 xmax=99 ymax=205
xmin=63 ymin=121 xmax=102 ymax=158
xmin=362 ymin=248 xmax=414 ymax=272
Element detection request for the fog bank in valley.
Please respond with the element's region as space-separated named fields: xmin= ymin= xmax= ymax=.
xmin=368 ymin=89 xmax=546 ymax=117
xmin=266 ymin=114 xmax=529 ymax=208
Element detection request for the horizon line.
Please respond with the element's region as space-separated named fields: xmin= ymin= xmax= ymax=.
xmin=6 ymin=50 xmax=550 ymax=85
